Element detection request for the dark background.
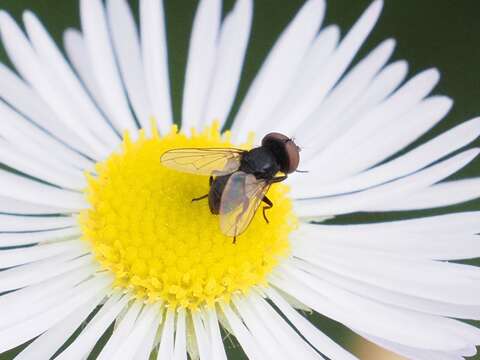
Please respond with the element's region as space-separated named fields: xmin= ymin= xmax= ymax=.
xmin=0 ymin=0 xmax=479 ymax=359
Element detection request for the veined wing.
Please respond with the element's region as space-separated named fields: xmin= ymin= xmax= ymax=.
xmin=160 ymin=148 xmax=244 ymax=176
xmin=219 ymin=171 xmax=270 ymax=237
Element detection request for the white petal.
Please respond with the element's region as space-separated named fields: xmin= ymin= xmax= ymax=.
xmin=0 ymin=196 xmax=71 ymax=216
xmin=301 ymin=211 xmax=480 ymax=235
xmin=0 ymin=240 xmax=85 ymax=269
xmin=292 ymin=117 xmax=480 ymax=198
xmin=55 ymin=292 xmax=129 ymax=360
xmin=292 ymin=254 xmax=480 ymax=319
xmin=202 ymin=0 xmax=253 ymax=129
xmin=231 ymin=0 xmax=326 ymax=141
xmin=0 ymin=274 xmax=111 ymax=353
xmin=109 ymin=304 xmax=160 ymax=360
xmin=361 ymin=332 xmax=472 ymax=360
xmin=0 ymin=227 xmax=80 ymax=248
xmin=0 ymin=253 xmax=93 ymax=292
xmin=96 ymin=301 xmax=142 ymax=360
xmin=368 ymin=178 xmax=480 ymax=211
xmin=302 ymin=60 xmax=409 ymax=161
xmin=63 ymin=29 xmax=110 ymax=117
xmin=308 ymin=68 xmax=440 ymax=178
xmin=107 ymin=0 xmax=152 ymax=131
xmin=265 ymin=287 xmax=358 ymax=360
xmin=0 ymin=11 xmax=108 ymax=159
xmin=245 ymin=293 xmax=323 ymax=359
xmin=23 ymin=11 xmax=120 ymax=150
xmin=135 ymin=313 xmax=160 ymax=360
xmin=157 ymin=309 xmax=175 ymax=360
xmin=140 ymin=0 xmax=173 ymax=135
xmin=293 ymin=38 xmax=395 ymax=143
xmin=294 ymin=149 xmax=479 ymax=216
xmin=192 ymin=311 xmax=212 ymax=360
xmin=326 ymin=96 xmax=453 ymax=181
xmin=0 ymin=101 xmax=87 ymax=179
xmin=80 ymin=0 xmax=137 ymax=135
xmin=293 ymin=25 xmax=340 ymax=87
xmin=292 ymin=244 xmax=480 ymax=306
xmin=14 ymin=292 xmax=103 ymax=360
xmin=181 ymin=0 xmax=221 ymax=131
xmin=0 ymin=214 xmax=76 ymax=232
xmin=0 ymin=86 xmax=92 ymax=172
xmin=0 ymin=139 xmax=85 ymax=190
xmin=0 ymin=287 xmax=78 ymax=346
xmin=261 ymin=24 xmax=339 ymax=138
xmin=0 ymin=62 xmax=91 ymax=166
xmin=205 ymin=308 xmax=227 ymax=360
xmin=220 ymin=303 xmax=266 ymax=360
xmin=270 ymin=0 xmax=384 ymax=137
xmin=272 ymin=267 xmax=478 ymax=352
xmin=173 ymin=308 xmax=187 ymax=360
xmin=232 ymin=296 xmax=287 ymax=359
xmin=0 ymin=265 xmax=95 ymax=329
xmin=297 ymin=222 xmax=480 ymax=261
xmin=0 ymin=170 xmax=87 ymax=210
xmin=234 ymin=297 xmax=296 ymax=359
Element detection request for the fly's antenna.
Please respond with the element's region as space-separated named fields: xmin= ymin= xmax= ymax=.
xmin=295 ymin=169 xmax=309 ymax=173
xmin=285 ymin=136 xmax=304 ymax=153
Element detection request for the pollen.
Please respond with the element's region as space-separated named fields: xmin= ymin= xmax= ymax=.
xmin=79 ymin=124 xmax=296 ymax=310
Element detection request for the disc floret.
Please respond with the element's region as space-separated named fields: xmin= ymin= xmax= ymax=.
xmin=80 ymin=124 xmax=296 ymax=310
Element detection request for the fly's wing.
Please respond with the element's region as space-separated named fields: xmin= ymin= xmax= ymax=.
xmin=160 ymin=148 xmax=244 ymax=176
xmin=219 ymin=171 xmax=270 ymax=237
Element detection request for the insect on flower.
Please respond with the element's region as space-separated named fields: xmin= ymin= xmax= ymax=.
xmin=161 ymin=132 xmax=301 ymax=242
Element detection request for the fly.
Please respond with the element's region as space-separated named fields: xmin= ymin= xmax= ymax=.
xmin=160 ymin=133 xmax=301 ymax=243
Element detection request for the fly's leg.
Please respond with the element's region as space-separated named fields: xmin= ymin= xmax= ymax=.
xmin=191 ymin=194 xmax=208 ymax=202
xmin=270 ymin=175 xmax=287 ymax=183
xmin=191 ymin=176 xmax=213 ymax=202
xmin=259 ymin=176 xmax=284 ymax=221
xmin=262 ymin=195 xmax=273 ymax=223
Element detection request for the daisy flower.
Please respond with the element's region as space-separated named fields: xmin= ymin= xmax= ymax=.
xmin=0 ymin=0 xmax=479 ymax=359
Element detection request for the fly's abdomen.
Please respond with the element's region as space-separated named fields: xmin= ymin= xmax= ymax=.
xmin=208 ymin=175 xmax=230 ymax=214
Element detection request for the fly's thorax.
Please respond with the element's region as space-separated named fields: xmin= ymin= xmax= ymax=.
xmin=240 ymin=147 xmax=280 ymax=179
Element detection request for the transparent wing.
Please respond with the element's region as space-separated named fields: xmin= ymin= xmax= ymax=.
xmin=160 ymin=148 xmax=244 ymax=176
xmin=219 ymin=171 xmax=270 ymax=237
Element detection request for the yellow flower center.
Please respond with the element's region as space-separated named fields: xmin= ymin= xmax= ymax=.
xmin=80 ymin=124 xmax=295 ymax=310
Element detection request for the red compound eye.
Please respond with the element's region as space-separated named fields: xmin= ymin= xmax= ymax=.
xmin=262 ymin=132 xmax=300 ymax=174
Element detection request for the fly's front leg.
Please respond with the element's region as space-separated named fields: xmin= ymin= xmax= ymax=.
xmin=270 ymin=175 xmax=287 ymax=184
xmin=191 ymin=176 xmax=213 ymax=202
xmin=261 ymin=195 xmax=273 ymax=223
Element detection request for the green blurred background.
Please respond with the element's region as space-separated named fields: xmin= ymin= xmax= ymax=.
xmin=0 ymin=0 xmax=479 ymax=359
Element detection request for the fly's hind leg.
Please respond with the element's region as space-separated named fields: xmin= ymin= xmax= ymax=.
xmin=191 ymin=176 xmax=213 ymax=202
xmin=262 ymin=195 xmax=273 ymax=223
